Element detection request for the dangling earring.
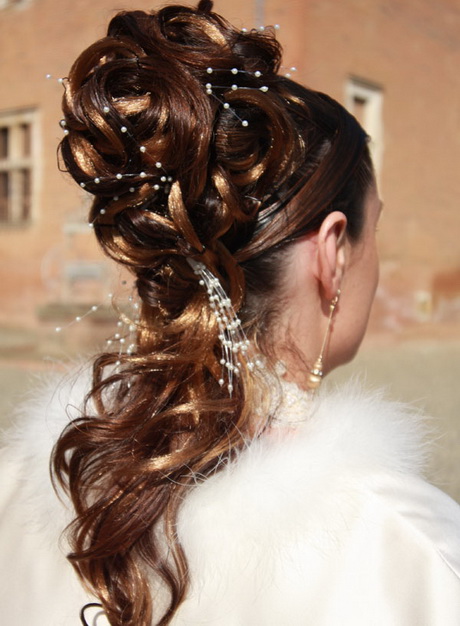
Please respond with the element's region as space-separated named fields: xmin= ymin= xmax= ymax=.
xmin=307 ymin=290 xmax=341 ymax=390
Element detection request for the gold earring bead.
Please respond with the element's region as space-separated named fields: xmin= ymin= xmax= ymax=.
xmin=307 ymin=356 xmax=324 ymax=389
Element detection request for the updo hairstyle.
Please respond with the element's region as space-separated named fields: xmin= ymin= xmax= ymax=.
xmin=53 ymin=1 xmax=373 ymax=624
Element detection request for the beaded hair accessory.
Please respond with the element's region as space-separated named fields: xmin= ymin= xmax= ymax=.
xmin=79 ymin=163 xmax=174 ymax=228
xmin=46 ymin=34 xmax=279 ymax=394
xmin=187 ymin=258 xmax=261 ymax=395
xmin=203 ymin=67 xmax=269 ymax=127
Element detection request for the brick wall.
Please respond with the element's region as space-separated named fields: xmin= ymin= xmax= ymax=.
xmin=1 ymin=0 xmax=459 ymax=337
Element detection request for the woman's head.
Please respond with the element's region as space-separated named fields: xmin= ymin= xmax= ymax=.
xmin=273 ymin=181 xmax=381 ymax=387
xmin=54 ymin=3 xmax=377 ymax=623
xmin=59 ymin=0 xmax=375 ymax=379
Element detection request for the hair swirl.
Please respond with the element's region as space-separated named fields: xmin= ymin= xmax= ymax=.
xmin=53 ymin=2 xmax=373 ymax=624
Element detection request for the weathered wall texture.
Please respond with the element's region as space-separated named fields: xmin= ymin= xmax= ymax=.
xmin=1 ymin=0 xmax=459 ymax=342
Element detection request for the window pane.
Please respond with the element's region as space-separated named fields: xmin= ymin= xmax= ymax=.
xmin=0 ymin=172 xmax=9 ymax=221
xmin=0 ymin=109 xmax=36 ymax=225
xmin=0 ymin=128 xmax=8 ymax=160
xmin=20 ymin=123 xmax=31 ymax=157
xmin=352 ymin=96 xmax=367 ymax=125
xmin=20 ymin=168 xmax=31 ymax=220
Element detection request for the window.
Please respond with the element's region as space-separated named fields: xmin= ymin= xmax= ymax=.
xmin=345 ymin=78 xmax=384 ymax=176
xmin=0 ymin=110 xmax=37 ymax=225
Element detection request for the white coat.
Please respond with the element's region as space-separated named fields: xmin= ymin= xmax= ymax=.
xmin=1 ymin=369 xmax=459 ymax=625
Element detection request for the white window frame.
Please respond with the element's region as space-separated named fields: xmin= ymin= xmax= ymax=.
xmin=0 ymin=109 xmax=38 ymax=226
xmin=345 ymin=78 xmax=384 ymax=177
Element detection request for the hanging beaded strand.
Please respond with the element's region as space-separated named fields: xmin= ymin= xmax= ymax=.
xmin=54 ymin=289 xmax=116 ymax=334
xmin=187 ymin=258 xmax=261 ymax=395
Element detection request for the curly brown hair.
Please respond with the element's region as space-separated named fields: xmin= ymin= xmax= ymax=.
xmin=52 ymin=1 xmax=373 ymax=624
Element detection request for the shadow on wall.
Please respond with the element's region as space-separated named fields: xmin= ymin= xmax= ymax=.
xmin=433 ymin=269 xmax=460 ymax=323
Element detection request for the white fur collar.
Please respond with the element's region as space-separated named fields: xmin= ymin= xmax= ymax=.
xmin=2 ymin=365 xmax=92 ymax=543
xmin=3 ymin=369 xmax=430 ymax=552
xmin=176 ymin=379 xmax=431 ymax=578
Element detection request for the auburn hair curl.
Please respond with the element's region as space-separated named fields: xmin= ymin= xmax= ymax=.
xmin=52 ymin=1 xmax=373 ymax=624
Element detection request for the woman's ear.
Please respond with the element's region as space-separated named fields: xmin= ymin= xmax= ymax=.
xmin=315 ymin=211 xmax=348 ymax=299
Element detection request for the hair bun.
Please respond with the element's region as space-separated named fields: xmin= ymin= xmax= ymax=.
xmin=59 ymin=4 xmax=288 ymax=259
